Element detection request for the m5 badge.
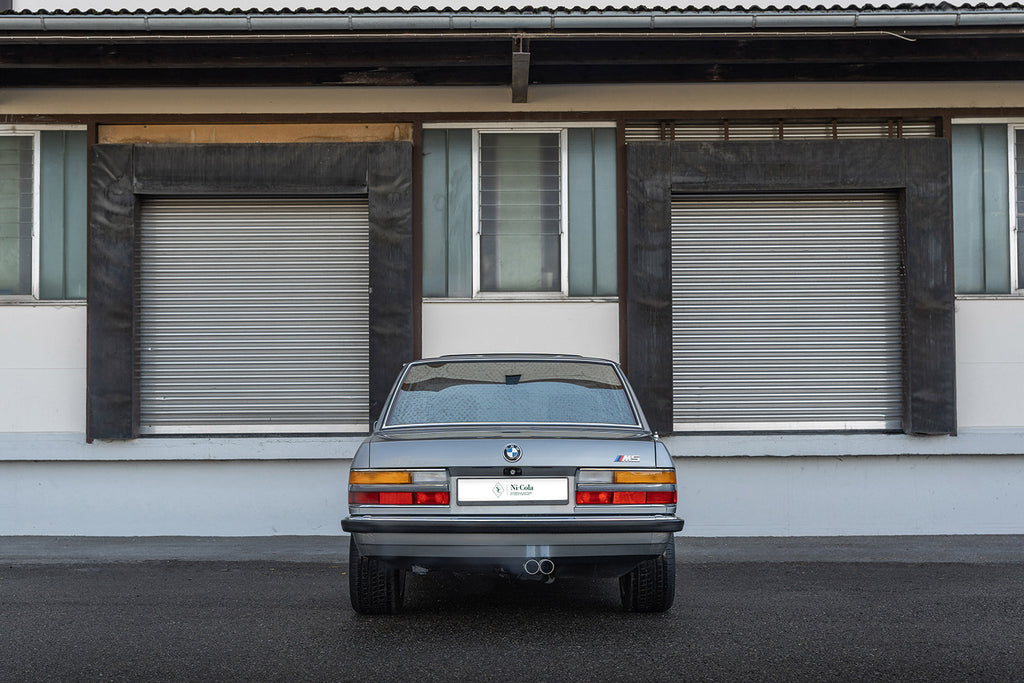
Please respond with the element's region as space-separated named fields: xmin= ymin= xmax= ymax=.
xmin=615 ymin=455 xmax=641 ymax=463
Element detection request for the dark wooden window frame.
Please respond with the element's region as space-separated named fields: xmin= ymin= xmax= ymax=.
xmin=625 ymin=139 xmax=956 ymax=436
xmin=87 ymin=142 xmax=413 ymax=440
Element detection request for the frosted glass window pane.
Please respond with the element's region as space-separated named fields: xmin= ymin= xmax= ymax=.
xmin=480 ymin=233 xmax=561 ymax=291
xmin=478 ymin=132 xmax=561 ymax=292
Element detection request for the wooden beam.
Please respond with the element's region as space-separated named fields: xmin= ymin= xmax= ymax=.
xmin=97 ymin=123 xmax=414 ymax=144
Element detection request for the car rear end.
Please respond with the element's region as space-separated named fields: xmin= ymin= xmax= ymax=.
xmin=344 ymin=432 xmax=681 ymax=578
xmin=341 ymin=355 xmax=684 ymax=613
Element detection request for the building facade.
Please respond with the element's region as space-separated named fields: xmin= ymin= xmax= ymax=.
xmin=2 ymin=2 xmax=1024 ymax=536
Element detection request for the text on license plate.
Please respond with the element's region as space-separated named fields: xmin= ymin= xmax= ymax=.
xmin=456 ymin=477 xmax=569 ymax=504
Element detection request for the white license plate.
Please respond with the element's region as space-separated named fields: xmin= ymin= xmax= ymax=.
xmin=456 ymin=477 xmax=569 ymax=504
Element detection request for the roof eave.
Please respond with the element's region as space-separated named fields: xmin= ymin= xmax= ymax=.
xmin=3 ymin=7 xmax=1024 ymax=34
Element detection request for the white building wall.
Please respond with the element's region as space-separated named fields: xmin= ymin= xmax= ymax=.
xmin=0 ymin=299 xmax=1022 ymax=537
xmin=421 ymin=300 xmax=620 ymax=361
xmin=2 ymin=298 xmax=1024 ymax=536
xmin=0 ymin=305 xmax=86 ymax=433
xmin=954 ymin=298 xmax=1024 ymax=428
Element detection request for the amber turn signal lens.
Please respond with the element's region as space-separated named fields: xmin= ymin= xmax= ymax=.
xmin=613 ymin=470 xmax=676 ymax=484
xmin=349 ymin=470 xmax=412 ymax=485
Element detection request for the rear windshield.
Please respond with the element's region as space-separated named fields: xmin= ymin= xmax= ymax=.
xmin=384 ymin=360 xmax=639 ymax=427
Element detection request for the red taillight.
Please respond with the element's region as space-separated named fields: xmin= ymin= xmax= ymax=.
xmin=576 ymin=490 xmax=676 ymax=505
xmin=576 ymin=491 xmax=613 ymax=505
xmin=414 ymin=491 xmax=451 ymax=505
xmin=645 ymin=491 xmax=677 ymax=505
xmin=379 ymin=491 xmax=414 ymax=505
xmin=350 ymin=491 xmax=380 ymax=505
xmin=350 ymin=491 xmax=450 ymax=505
xmin=613 ymin=491 xmax=647 ymax=505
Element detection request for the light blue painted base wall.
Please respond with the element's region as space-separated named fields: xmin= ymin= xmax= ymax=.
xmin=676 ymin=454 xmax=1024 ymax=536
xmin=1 ymin=434 xmax=1022 ymax=536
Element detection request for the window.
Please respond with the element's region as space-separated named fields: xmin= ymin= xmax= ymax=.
xmin=422 ymin=124 xmax=617 ymax=299
xmin=950 ymin=122 xmax=1024 ymax=294
xmin=384 ymin=359 xmax=638 ymax=427
xmin=0 ymin=127 xmax=87 ymax=301
xmin=475 ymin=131 xmax=566 ymax=294
xmin=0 ymin=135 xmax=34 ymax=296
xmin=1015 ymin=129 xmax=1024 ymax=291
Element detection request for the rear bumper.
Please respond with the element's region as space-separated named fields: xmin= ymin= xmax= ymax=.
xmin=341 ymin=514 xmax=684 ymax=535
xmin=342 ymin=514 xmax=683 ymax=575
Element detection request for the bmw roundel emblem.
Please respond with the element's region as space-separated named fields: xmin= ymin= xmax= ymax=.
xmin=503 ymin=443 xmax=523 ymax=462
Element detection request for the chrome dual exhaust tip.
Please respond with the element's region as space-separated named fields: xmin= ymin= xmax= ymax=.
xmin=523 ymin=558 xmax=555 ymax=576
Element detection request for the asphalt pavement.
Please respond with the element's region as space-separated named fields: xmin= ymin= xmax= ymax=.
xmin=1 ymin=536 xmax=1023 ymax=682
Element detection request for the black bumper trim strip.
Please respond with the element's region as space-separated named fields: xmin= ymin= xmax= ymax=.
xmin=341 ymin=515 xmax=684 ymax=534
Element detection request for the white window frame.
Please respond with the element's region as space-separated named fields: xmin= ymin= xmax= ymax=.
xmin=951 ymin=117 xmax=1024 ymax=295
xmin=1011 ymin=124 xmax=1023 ymax=293
xmin=0 ymin=129 xmax=40 ymax=300
xmin=471 ymin=127 xmax=570 ymax=298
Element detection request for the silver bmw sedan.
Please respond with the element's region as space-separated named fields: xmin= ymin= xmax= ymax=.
xmin=342 ymin=354 xmax=683 ymax=614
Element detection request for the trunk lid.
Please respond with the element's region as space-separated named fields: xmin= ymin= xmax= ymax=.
xmin=367 ymin=428 xmax=656 ymax=470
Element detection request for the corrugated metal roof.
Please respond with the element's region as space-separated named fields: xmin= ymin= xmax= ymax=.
xmin=3 ymin=2 xmax=1024 ymax=30
xmin=4 ymin=2 xmax=1024 ymax=15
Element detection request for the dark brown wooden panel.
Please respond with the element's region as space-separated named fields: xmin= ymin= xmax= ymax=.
xmin=626 ymin=138 xmax=956 ymax=435
xmin=87 ymin=142 xmax=414 ymax=439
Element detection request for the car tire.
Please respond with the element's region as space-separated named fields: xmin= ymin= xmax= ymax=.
xmin=349 ymin=536 xmax=405 ymax=615
xmin=619 ymin=539 xmax=676 ymax=613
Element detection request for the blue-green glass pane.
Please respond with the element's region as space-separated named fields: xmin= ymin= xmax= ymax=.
xmin=592 ymin=128 xmax=618 ymax=296
xmin=1016 ymin=130 xmax=1024 ymax=291
xmin=568 ymin=128 xmax=617 ymax=297
xmin=446 ymin=130 xmax=473 ymax=298
xmin=63 ymin=131 xmax=88 ymax=299
xmin=39 ymin=131 xmax=67 ymax=299
xmin=422 ymin=129 xmax=449 ymax=297
xmin=421 ymin=129 xmax=473 ymax=298
xmin=980 ymin=125 xmax=1009 ymax=293
xmin=567 ymin=128 xmax=596 ymax=296
xmin=952 ymin=125 xmax=986 ymax=294
xmin=38 ymin=130 xmax=88 ymax=300
xmin=951 ymin=124 xmax=1010 ymax=294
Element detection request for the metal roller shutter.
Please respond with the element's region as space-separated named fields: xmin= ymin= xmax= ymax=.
xmin=671 ymin=193 xmax=903 ymax=432
xmin=137 ymin=196 xmax=369 ymax=434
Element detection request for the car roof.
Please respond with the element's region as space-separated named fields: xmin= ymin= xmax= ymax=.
xmin=411 ymin=353 xmax=617 ymax=365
